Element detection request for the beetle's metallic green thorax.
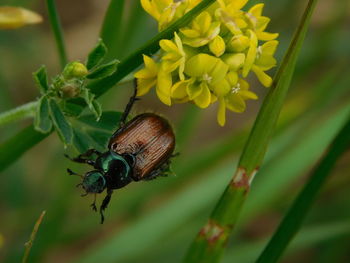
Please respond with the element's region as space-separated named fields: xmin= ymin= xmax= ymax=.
xmin=95 ymin=150 xmax=132 ymax=188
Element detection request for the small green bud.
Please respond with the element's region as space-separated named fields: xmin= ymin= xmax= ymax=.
xmin=222 ymin=53 xmax=246 ymax=71
xmin=227 ymin=35 xmax=250 ymax=52
xmin=63 ymin=61 xmax=88 ymax=79
xmin=209 ymin=35 xmax=226 ymax=57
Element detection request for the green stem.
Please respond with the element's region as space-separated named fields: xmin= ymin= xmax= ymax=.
xmin=46 ymin=0 xmax=68 ymax=69
xmin=22 ymin=211 xmax=46 ymax=263
xmin=183 ymin=0 xmax=319 ymax=262
xmin=256 ymin=116 xmax=350 ymax=263
xmin=0 ymin=101 xmax=37 ymax=127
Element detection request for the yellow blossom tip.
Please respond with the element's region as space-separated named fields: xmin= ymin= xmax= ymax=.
xmin=0 ymin=6 xmax=43 ymax=29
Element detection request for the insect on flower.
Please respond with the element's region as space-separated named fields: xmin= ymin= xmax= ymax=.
xmin=66 ymin=81 xmax=176 ymax=224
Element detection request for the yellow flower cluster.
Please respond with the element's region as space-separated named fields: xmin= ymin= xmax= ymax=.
xmin=135 ymin=0 xmax=279 ymax=126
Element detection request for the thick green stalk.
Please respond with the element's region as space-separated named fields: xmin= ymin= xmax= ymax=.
xmin=46 ymin=0 xmax=68 ymax=69
xmin=255 ymin=116 xmax=350 ymax=263
xmin=0 ymin=0 xmax=216 ymax=171
xmin=183 ymin=0 xmax=319 ymax=262
xmin=0 ymin=101 xmax=37 ymax=127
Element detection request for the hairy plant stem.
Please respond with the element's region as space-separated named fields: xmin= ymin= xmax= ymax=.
xmin=183 ymin=0 xmax=319 ymax=262
xmin=46 ymin=0 xmax=68 ymax=69
xmin=0 ymin=101 xmax=37 ymax=127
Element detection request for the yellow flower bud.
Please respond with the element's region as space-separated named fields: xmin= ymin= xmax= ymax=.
xmin=63 ymin=62 xmax=88 ymax=79
xmin=0 ymin=6 xmax=42 ymax=29
xmin=227 ymin=35 xmax=250 ymax=52
xmin=221 ymin=53 xmax=245 ymax=71
xmin=209 ymin=35 xmax=226 ymax=57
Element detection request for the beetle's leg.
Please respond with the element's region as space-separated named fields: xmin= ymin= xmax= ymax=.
xmin=65 ymin=149 xmax=101 ymax=166
xmin=119 ymin=79 xmax=139 ymax=127
xmin=91 ymin=194 xmax=97 ymax=212
xmin=99 ymin=189 xmax=113 ymax=224
xmin=142 ymin=161 xmax=173 ymax=181
xmin=67 ymin=168 xmax=84 ymax=178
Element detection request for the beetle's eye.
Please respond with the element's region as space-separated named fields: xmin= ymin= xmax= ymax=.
xmin=83 ymin=171 xmax=106 ymax=193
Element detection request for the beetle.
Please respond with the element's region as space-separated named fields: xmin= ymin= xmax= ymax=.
xmin=66 ymin=82 xmax=176 ymax=223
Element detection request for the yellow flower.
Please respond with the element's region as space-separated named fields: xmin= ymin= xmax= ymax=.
xmin=160 ymin=32 xmax=185 ymax=79
xmin=180 ymin=12 xmax=220 ymax=47
xmin=251 ymin=40 xmax=278 ymax=87
xmin=215 ymin=0 xmax=248 ymax=35
xmin=137 ymin=0 xmax=279 ymax=126
xmin=217 ymin=75 xmax=258 ymax=126
xmin=184 ymin=53 xmax=228 ymax=108
xmin=134 ymin=55 xmax=159 ymax=96
xmin=0 ymin=6 xmax=42 ymax=29
xmin=245 ymin=3 xmax=279 ymax=41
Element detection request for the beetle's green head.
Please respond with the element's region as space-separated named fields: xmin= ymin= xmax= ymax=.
xmin=82 ymin=171 xmax=106 ymax=193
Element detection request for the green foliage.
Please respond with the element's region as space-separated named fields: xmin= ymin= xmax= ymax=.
xmin=48 ymin=99 xmax=73 ymax=146
xmin=33 ymin=66 xmax=49 ymax=94
xmin=34 ymin=97 xmax=52 ymax=133
xmin=86 ymin=39 xmax=108 ymax=70
xmin=86 ymin=59 xmax=119 ymax=79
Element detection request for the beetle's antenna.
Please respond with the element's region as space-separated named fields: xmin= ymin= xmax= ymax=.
xmin=67 ymin=168 xmax=84 ymax=179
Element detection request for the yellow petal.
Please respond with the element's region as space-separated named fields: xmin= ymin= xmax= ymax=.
xmin=171 ymin=80 xmax=189 ymax=100
xmin=226 ymin=71 xmax=238 ymax=86
xmin=156 ymin=70 xmax=172 ymax=105
xmin=251 ymin=65 xmax=273 ymax=87
xmin=222 ymin=53 xmax=245 ymax=71
xmin=141 ymin=0 xmax=160 ymax=20
xmin=184 ymin=53 xmax=217 ymax=77
xmin=242 ymin=30 xmax=257 ymax=77
xmin=228 ymin=35 xmax=250 ymax=52
xmin=248 ymin=3 xmax=264 ymax=17
xmin=143 ymin=55 xmax=158 ymax=74
xmin=186 ymin=82 xmax=203 ymax=100
xmin=239 ymin=90 xmax=258 ymax=100
xmin=137 ymin=78 xmax=156 ymax=96
xmin=211 ymin=79 xmax=230 ymax=97
xmin=226 ymin=94 xmax=246 ymax=112
xmin=160 ymin=39 xmax=178 ymax=53
xmin=180 ymin=28 xmax=201 ymax=38
xmin=217 ymin=97 xmax=226 ymax=126
xmin=134 ymin=68 xmax=154 ymax=79
xmin=209 ymin=35 xmax=226 ymax=57
xmin=194 ymin=83 xmax=211 ymax=108
xmin=256 ymin=31 xmax=279 ymax=41
xmin=0 ymin=6 xmax=42 ymax=29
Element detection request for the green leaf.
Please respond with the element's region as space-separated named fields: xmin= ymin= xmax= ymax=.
xmin=86 ymin=39 xmax=108 ymax=70
xmin=34 ymin=97 xmax=52 ymax=133
xmin=76 ymin=111 xmax=122 ymax=131
xmin=33 ymin=66 xmax=49 ymax=94
xmin=90 ymin=100 xmax=102 ymax=120
xmin=85 ymin=129 xmax=111 ymax=150
xmin=48 ymin=99 xmax=73 ymax=145
xmin=87 ymin=60 xmax=119 ymax=79
xmin=255 ymin=117 xmax=350 ymax=263
xmin=72 ymin=126 xmax=95 ymax=153
xmin=82 ymin=88 xmax=95 ymax=106
xmin=99 ymin=0 xmax=125 ymax=60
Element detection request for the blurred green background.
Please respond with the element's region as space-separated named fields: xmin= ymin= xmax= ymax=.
xmin=0 ymin=0 xmax=350 ymax=262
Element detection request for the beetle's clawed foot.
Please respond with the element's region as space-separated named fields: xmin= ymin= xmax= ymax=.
xmin=91 ymin=203 xmax=97 ymax=212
